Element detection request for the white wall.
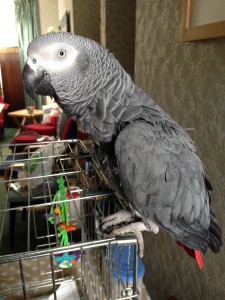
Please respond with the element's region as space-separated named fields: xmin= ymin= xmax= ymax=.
xmin=0 ymin=0 xmax=18 ymax=47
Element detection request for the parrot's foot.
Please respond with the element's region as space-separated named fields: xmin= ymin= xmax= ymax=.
xmin=101 ymin=209 xmax=135 ymax=230
xmin=108 ymin=221 xmax=158 ymax=257
xmin=100 ymin=209 xmax=159 ymax=257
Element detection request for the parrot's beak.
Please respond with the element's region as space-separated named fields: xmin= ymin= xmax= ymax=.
xmin=22 ymin=63 xmax=56 ymax=99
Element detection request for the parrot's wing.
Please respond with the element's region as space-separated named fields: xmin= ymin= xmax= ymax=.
xmin=115 ymin=120 xmax=211 ymax=253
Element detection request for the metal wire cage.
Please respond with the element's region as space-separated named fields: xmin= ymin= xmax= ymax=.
xmin=0 ymin=140 xmax=142 ymax=300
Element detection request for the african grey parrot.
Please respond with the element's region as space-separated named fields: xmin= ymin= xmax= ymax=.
xmin=22 ymin=32 xmax=222 ymax=268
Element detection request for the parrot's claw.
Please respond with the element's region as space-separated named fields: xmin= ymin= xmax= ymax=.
xmin=108 ymin=221 xmax=157 ymax=257
xmin=100 ymin=210 xmax=159 ymax=256
xmin=101 ymin=209 xmax=135 ymax=231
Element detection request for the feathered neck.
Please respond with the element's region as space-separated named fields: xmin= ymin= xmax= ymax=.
xmin=53 ymin=39 xmax=194 ymax=150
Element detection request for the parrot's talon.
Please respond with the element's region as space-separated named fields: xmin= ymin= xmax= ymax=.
xmin=100 ymin=210 xmax=159 ymax=256
xmin=101 ymin=209 xmax=135 ymax=231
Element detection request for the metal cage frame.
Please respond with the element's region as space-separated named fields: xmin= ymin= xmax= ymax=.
xmin=0 ymin=140 xmax=142 ymax=300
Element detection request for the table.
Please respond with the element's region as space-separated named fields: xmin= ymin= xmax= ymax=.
xmin=8 ymin=109 xmax=43 ymax=135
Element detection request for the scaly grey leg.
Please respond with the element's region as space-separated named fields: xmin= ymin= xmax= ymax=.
xmin=101 ymin=209 xmax=135 ymax=230
xmin=101 ymin=210 xmax=159 ymax=257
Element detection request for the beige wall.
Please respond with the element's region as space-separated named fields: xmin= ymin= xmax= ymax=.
xmin=73 ymin=0 xmax=100 ymax=42
xmin=135 ymin=1 xmax=225 ymax=299
xmin=39 ymin=0 xmax=74 ymax=34
xmin=102 ymin=0 xmax=136 ymax=77
xmin=38 ymin=0 xmax=59 ymax=33
xmin=58 ymin=0 xmax=74 ymax=33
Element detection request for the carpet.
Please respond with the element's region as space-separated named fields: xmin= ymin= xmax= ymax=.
xmin=4 ymin=128 xmax=17 ymax=139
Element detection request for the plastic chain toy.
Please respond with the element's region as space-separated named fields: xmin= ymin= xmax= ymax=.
xmin=47 ymin=176 xmax=80 ymax=268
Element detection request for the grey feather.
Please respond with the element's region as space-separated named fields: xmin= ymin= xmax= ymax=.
xmin=23 ymin=32 xmax=222 ymax=254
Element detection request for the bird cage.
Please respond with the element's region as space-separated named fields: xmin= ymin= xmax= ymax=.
xmin=0 ymin=139 xmax=145 ymax=299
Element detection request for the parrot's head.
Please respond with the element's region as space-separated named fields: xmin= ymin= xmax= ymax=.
xmin=22 ymin=32 xmax=113 ymax=115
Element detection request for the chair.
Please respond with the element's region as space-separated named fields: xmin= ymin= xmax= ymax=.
xmin=11 ymin=110 xmax=79 ymax=153
xmin=12 ymin=103 xmax=61 ymax=146
xmin=25 ymin=103 xmax=59 ymax=136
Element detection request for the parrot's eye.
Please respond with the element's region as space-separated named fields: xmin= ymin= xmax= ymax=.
xmin=58 ymin=50 xmax=66 ymax=58
xmin=32 ymin=58 xmax=36 ymax=64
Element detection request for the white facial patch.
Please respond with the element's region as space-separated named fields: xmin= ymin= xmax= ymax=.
xmin=28 ymin=42 xmax=80 ymax=75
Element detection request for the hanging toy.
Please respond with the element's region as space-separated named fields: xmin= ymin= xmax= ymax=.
xmin=54 ymin=252 xmax=77 ymax=268
xmin=47 ymin=176 xmax=80 ymax=268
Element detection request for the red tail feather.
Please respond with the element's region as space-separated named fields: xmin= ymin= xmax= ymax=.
xmin=176 ymin=241 xmax=203 ymax=269
xmin=194 ymin=250 xmax=203 ymax=269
